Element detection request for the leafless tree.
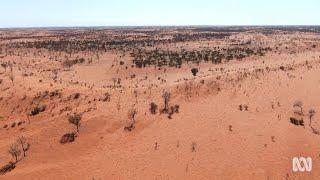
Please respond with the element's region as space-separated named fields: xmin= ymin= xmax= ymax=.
xmin=8 ymin=143 xmax=21 ymax=163
xmin=128 ymin=108 xmax=137 ymax=123
xmin=309 ymin=109 xmax=316 ymax=127
xmin=68 ymin=113 xmax=82 ymax=132
xmin=9 ymin=63 xmax=13 ymax=72
xmin=9 ymin=73 xmax=14 ymax=85
xmin=162 ymin=91 xmax=171 ymax=111
xmin=184 ymin=82 xmax=192 ymax=99
xmin=112 ymin=78 xmax=117 ymax=88
xmin=191 ymin=142 xmax=197 ymax=152
xmin=293 ymin=101 xmax=303 ymax=114
xmin=17 ymin=136 xmax=29 ymax=157
xmin=96 ymin=53 xmax=100 ymax=62
xmin=116 ymin=97 xmax=121 ymax=112
xmin=26 ymin=112 xmax=30 ymax=124
xmin=1 ymin=63 xmax=7 ymax=72
xmin=133 ymin=90 xmax=138 ymax=103
xmin=124 ymin=108 xmax=137 ymax=132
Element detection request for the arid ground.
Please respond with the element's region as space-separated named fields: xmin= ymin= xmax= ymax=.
xmin=0 ymin=26 xmax=320 ymax=180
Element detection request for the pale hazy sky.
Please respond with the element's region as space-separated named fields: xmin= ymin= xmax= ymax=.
xmin=0 ymin=0 xmax=319 ymax=27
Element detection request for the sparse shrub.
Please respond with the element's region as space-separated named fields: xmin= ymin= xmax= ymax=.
xmin=49 ymin=90 xmax=60 ymax=97
xmin=239 ymin=105 xmax=243 ymax=111
xmin=11 ymin=122 xmax=16 ymax=128
xmin=0 ymin=162 xmax=15 ymax=175
xmin=63 ymin=58 xmax=85 ymax=68
xmin=149 ymin=102 xmax=158 ymax=114
xmin=73 ymin=93 xmax=80 ymax=99
xmin=191 ymin=68 xmax=199 ymax=76
xmin=60 ymin=133 xmax=76 ymax=144
xmin=173 ymin=105 xmax=180 ymax=113
xmin=30 ymin=105 xmax=46 ymax=116
xmin=168 ymin=108 xmax=174 ymax=119
xmin=244 ymin=105 xmax=248 ymax=111
xmin=239 ymin=104 xmax=248 ymax=111
xmin=102 ymin=93 xmax=111 ymax=102
xmin=311 ymin=126 xmax=320 ymax=135
xmin=167 ymin=104 xmax=180 ymax=119
xmin=124 ymin=123 xmax=135 ymax=132
xmin=290 ymin=117 xmax=304 ymax=126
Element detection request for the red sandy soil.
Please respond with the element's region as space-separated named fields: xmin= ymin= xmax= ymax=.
xmin=0 ymin=28 xmax=320 ymax=180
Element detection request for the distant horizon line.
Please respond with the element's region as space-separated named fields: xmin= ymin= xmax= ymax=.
xmin=1 ymin=24 xmax=320 ymax=30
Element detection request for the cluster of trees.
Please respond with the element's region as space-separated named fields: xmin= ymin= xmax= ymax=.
xmin=173 ymin=32 xmax=230 ymax=42
xmin=8 ymin=136 xmax=29 ymax=163
xmin=63 ymin=58 xmax=85 ymax=68
xmin=149 ymin=91 xmax=180 ymax=119
xmin=60 ymin=113 xmax=82 ymax=144
xmin=0 ymin=136 xmax=28 ymax=175
xmin=290 ymin=101 xmax=317 ymax=129
xmin=131 ymin=47 xmax=272 ymax=68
